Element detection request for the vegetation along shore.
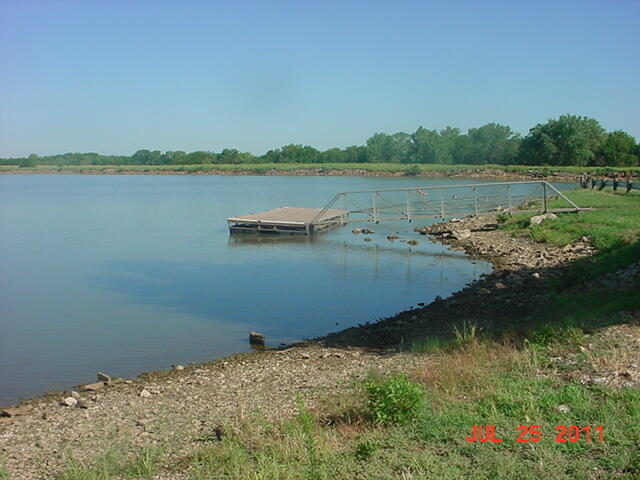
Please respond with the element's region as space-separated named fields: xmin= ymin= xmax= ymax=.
xmin=3 ymin=115 xmax=640 ymax=172
xmin=1 ymin=187 xmax=638 ymax=479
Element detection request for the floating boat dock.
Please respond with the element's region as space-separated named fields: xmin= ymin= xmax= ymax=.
xmin=227 ymin=181 xmax=581 ymax=235
xmin=227 ymin=206 xmax=346 ymax=234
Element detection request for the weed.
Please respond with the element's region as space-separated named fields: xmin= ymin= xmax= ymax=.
xmin=56 ymin=446 xmax=163 ymax=480
xmin=452 ymin=320 xmax=481 ymax=348
xmin=411 ymin=336 xmax=453 ymax=354
xmin=296 ymin=397 xmax=324 ymax=480
xmin=365 ymin=373 xmax=424 ymax=425
xmin=353 ymin=440 xmax=379 ymax=461
xmin=527 ymin=325 xmax=585 ymax=348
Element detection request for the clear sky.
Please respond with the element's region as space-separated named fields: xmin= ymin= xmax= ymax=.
xmin=1 ymin=0 xmax=639 ymax=157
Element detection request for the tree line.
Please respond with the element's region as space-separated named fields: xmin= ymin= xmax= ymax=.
xmin=3 ymin=114 xmax=638 ymax=168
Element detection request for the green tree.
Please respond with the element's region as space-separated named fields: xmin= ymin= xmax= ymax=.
xmin=519 ymin=115 xmax=606 ymax=166
xmin=459 ymin=123 xmax=520 ymax=165
xmin=408 ymin=127 xmax=439 ymax=164
xmin=366 ymin=132 xmax=411 ymax=163
xmin=595 ymin=130 xmax=638 ymax=166
xmin=343 ymin=145 xmax=368 ymax=163
xmin=217 ymin=148 xmax=255 ymax=164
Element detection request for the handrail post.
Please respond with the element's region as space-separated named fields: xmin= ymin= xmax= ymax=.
xmin=372 ymin=192 xmax=377 ymax=222
xmin=542 ymin=182 xmax=547 ymax=213
xmin=474 ymin=186 xmax=478 ymax=216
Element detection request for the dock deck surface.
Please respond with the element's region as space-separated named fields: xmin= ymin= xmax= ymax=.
xmin=227 ymin=206 xmax=345 ymax=234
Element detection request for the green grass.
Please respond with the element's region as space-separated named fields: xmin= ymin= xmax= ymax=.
xmin=55 ymin=446 xmax=163 ymax=480
xmin=501 ymin=189 xmax=640 ymax=286
xmin=503 ymin=190 xmax=640 ymax=250
xmin=180 ymin=335 xmax=639 ymax=480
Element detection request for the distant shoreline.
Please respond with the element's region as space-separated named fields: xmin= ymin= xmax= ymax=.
xmin=2 ymin=162 xmax=633 ymax=180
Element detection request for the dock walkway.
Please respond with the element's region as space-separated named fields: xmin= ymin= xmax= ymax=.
xmin=227 ymin=181 xmax=581 ymax=235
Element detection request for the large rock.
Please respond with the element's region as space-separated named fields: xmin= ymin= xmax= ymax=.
xmin=83 ymin=382 xmax=104 ymax=392
xmin=61 ymin=397 xmax=77 ymax=407
xmin=451 ymin=229 xmax=471 ymax=240
xmin=529 ymin=212 xmax=558 ymax=226
xmin=1 ymin=406 xmax=30 ymax=417
xmin=96 ymin=372 xmax=111 ymax=383
xmin=249 ymin=331 xmax=265 ymax=345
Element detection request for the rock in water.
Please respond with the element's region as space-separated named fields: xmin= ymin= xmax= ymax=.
xmin=249 ymin=331 xmax=265 ymax=345
xmin=96 ymin=372 xmax=111 ymax=383
xmin=529 ymin=212 xmax=558 ymax=226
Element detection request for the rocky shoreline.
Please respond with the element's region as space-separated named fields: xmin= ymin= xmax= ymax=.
xmin=1 ymin=213 xmax=638 ymax=479
xmin=0 ymin=166 xmax=583 ymax=181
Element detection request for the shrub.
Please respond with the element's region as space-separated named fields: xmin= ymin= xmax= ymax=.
xmin=404 ymin=165 xmax=421 ymax=176
xmin=365 ymin=373 xmax=424 ymax=425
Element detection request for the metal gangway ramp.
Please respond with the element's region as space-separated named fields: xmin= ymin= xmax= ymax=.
xmin=228 ymin=181 xmax=580 ymax=235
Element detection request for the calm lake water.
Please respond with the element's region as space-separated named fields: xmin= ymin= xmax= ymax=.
xmin=0 ymin=175 xmax=574 ymax=405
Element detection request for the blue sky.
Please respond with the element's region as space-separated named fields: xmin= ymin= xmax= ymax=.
xmin=1 ymin=0 xmax=639 ymax=157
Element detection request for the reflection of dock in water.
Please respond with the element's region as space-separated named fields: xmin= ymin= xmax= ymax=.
xmin=337 ymin=241 xmax=483 ymax=283
xmin=228 ymin=233 xmax=486 ymax=287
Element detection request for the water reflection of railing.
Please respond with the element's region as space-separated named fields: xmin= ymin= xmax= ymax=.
xmin=337 ymin=241 xmax=485 ymax=283
xmin=228 ymin=234 xmax=487 ymax=285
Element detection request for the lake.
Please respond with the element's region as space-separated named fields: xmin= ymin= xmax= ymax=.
xmin=0 ymin=175 xmax=573 ymax=405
